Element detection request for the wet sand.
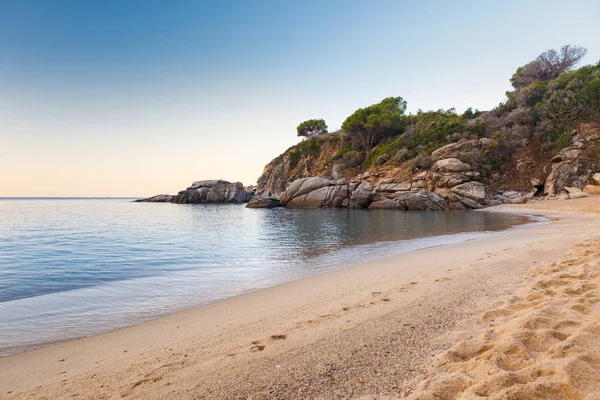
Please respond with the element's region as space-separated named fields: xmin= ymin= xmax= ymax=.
xmin=1 ymin=197 xmax=600 ymax=399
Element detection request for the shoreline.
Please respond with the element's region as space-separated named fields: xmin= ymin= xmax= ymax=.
xmin=2 ymin=200 xmax=600 ymax=398
xmin=0 ymin=210 xmax=536 ymax=359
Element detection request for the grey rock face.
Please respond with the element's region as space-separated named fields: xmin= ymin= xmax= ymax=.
xmin=395 ymin=190 xmax=450 ymax=211
xmin=544 ymin=126 xmax=600 ymax=196
xmin=431 ymin=139 xmax=493 ymax=162
xmin=245 ymin=197 xmax=281 ymax=208
xmin=433 ymin=158 xmax=472 ymax=173
xmin=279 ymin=177 xmax=349 ymax=208
xmin=256 ymin=160 xmax=288 ymax=198
xmin=494 ymin=190 xmax=527 ymax=205
xmin=173 ymin=180 xmax=251 ymax=204
xmin=349 ymin=181 xmax=374 ymax=208
xmin=137 ymin=180 xmax=253 ymax=204
xmin=451 ymin=182 xmax=496 ymax=206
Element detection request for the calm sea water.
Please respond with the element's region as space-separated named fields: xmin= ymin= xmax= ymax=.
xmin=0 ymin=198 xmax=537 ymax=356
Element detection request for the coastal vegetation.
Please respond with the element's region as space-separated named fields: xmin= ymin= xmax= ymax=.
xmin=263 ymin=45 xmax=599 ymax=194
xmin=296 ymin=118 xmax=328 ymax=138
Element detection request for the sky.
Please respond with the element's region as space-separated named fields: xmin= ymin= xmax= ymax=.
xmin=1 ymin=0 xmax=600 ymax=197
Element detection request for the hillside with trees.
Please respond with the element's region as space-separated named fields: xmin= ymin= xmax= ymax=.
xmin=255 ymin=45 xmax=600 ymax=209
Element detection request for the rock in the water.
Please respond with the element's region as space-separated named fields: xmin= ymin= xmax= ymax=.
xmin=394 ymin=190 xmax=449 ymax=211
xmin=173 ymin=180 xmax=252 ymax=204
xmin=433 ymin=158 xmax=472 ymax=173
xmin=245 ymin=197 xmax=281 ymax=208
xmin=349 ymin=181 xmax=374 ymax=208
xmin=135 ymin=194 xmax=174 ymax=203
xmin=137 ymin=180 xmax=252 ymax=204
xmin=279 ymin=177 xmax=348 ymax=208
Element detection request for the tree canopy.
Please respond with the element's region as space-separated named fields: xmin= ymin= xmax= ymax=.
xmin=341 ymin=97 xmax=407 ymax=150
xmin=297 ymin=119 xmax=328 ymax=137
xmin=510 ymin=45 xmax=587 ymax=89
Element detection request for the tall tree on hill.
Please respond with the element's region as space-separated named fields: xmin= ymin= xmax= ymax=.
xmin=341 ymin=97 xmax=407 ymax=151
xmin=511 ymin=45 xmax=587 ymax=89
xmin=297 ymin=119 xmax=328 ymax=138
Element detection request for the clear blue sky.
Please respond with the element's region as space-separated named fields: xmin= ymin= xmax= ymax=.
xmin=2 ymin=0 xmax=600 ymax=196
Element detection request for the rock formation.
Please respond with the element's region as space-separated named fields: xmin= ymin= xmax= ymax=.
xmin=544 ymin=124 xmax=600 ymax=196
xmin=136 ymin=180 xmax=253 ymax=204
xmin=245 ymin=197 xmax=281 ymax=209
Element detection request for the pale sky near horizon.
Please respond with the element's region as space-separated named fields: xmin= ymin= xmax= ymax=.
xmin=2 ymin=0 xmax=600 ymax=197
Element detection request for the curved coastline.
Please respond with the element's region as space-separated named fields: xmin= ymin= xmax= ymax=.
xmin=1 ymin=201 xmax=600 ymax=398
xmin=0 ymin=210 xmax=537 ymax=358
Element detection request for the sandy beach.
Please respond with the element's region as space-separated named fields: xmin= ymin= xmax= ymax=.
xmin=2 ymin=197 xmax=600 ymax=399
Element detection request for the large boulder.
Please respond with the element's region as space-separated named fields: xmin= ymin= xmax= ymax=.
xmin=431 ymin=138 xmax=493 ymax=162
xmin=593 ymin=173 xmax=600 ymax=185
xmin=348 ymin=181 xmax=374 ymax=208
xmin=377 ymin=182 xmax=412 ymax=193
xmin=493 ymin=190 xmax=529 ymax=204
xmin=394 ymin=190 xmax=450 ymax=211
xmin=544 ymin=124 xmax=600 ymax=196
xmin=245 ymin=197 xmax=281 ymax=208
xmin=451 ymin=181 xmax=496 ymax=206
xmin=279 ymin=177 xmax=349 ymax=208
xmin=433 ymin=158 xmax=472 ymax=173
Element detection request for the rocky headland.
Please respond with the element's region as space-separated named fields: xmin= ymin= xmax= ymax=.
xmin=136 ymin=180 xmax=253 ymax=204
xmin=140 ymin=50 xmax=600 ymax=211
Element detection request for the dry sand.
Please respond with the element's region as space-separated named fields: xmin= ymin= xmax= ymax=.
xmin=1 ymin=197 xmax=600 ymax=399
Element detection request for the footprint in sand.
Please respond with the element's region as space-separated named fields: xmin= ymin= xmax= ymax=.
xmin=251 ymin=334 xmax=288 ymax=352
xmin=250 ymin=340 xmax=266 ymax=352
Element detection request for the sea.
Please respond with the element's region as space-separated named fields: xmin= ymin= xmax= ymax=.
xmin=0 ymin=198 xmax=541 ymax=356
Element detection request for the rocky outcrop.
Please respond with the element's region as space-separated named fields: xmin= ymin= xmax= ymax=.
xmin=433 ymin=158 xmax=472 ymax=173
xmin=136 ymin=180 xmax=253 ymax=204
xmin=430 ymin=138 xmax=493 ymax=162
xmin=544 ymin=124 xmax=600 ymax=196
xmin=135 ymin=194 xmax=174 ymax=203
xmin=245 ymin=197 xmax=281 ymax=208
xmin=274 ymin=167 xmax=532 ymax=211
xmin=348 ymin=180 xmax=374 ymax=208
xmin=279 ymin=177 xmax=349 ymax=208
xmin=256 ymin=161 xmax=288 ymax=198
xmin=451 ymin=182 xmax=495 ymax=207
